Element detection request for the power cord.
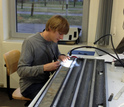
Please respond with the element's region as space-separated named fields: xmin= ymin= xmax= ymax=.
xmin=69 ymin=46 xmax=118 ymax=60
xmin=94 ymin=34 xmax=124 ymax=67
xmin=68 ymin=34 xmax=124 ymax=67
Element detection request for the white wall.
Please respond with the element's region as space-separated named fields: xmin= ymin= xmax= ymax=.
xmin=111 ymin=0 xmax=124 ymax=48
xmin=88 ymin=0 xmax=99 ymax=46
xmin=0 ymin=0 xmax=4 ymax=86
xmin=0 ymin=0 xmax=123 ymax=88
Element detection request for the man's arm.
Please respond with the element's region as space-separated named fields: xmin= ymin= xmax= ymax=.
xmin=17 ymin=40 xmax=44 ymax=77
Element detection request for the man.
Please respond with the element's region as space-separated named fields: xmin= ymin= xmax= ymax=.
xmin=17 ymin=15 xmax=70 ymax=100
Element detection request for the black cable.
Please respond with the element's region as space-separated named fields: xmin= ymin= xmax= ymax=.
xmin=94 ymin=34 xmax=119 ymax=60
xmin=94 ymin=34 xmax=124 ymax=67
xmin=69 ymin=46 xmax=117 ymax=60
xmin=68 ymin=46 xmax=124 ymax=67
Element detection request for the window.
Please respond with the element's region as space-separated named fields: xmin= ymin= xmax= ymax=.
xmin=9 ymin=0 xmax=90 ymax=42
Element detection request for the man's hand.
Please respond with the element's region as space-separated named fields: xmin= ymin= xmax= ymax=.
xmin=43 ymin=61 xmax=60 ymax=71
xmin=58 ymin=55 xmax=70 ymax=62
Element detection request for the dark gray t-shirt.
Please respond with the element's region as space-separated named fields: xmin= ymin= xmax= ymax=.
xmin=17 ymin=32 xmax=60 ymax=93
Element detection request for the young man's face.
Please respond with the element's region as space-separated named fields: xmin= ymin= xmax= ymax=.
xmin=50 ymin=30 xmax=64 ymax=43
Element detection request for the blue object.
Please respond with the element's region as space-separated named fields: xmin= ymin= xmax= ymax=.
xmin=69 ymin=50 xmax=95 ymax=56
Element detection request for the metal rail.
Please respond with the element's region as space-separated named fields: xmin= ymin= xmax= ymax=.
xmin=33 ymin=58 xmax=106 ymax=107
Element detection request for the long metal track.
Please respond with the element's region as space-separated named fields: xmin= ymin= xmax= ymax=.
xmin=50 ymin=58 xmax=106 ymax=107
xmin=33 ymin=58 xmax=106 ymax=107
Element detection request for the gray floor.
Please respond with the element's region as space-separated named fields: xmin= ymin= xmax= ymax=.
xmin=0 ymin=88 xmax=29 ymax=107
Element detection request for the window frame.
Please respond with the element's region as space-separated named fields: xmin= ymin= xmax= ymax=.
xmin=9 ymin=0 xmax=34 ymax=39
xmin=9 ymin=0 xmax=90 ymax=42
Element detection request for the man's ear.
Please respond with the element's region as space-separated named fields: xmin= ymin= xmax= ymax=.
xmin=48 ymin=27 xmax=55 ymax=33
xmin=48 ymin=27 xmax=51 ymax=31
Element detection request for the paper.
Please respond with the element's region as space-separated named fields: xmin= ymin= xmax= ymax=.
xmin=60 ymin=60 xmax=73 ymax=68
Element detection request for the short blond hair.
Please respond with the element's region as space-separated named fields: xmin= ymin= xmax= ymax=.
xmin=45 ymin=15 xmax=69 ymax=34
